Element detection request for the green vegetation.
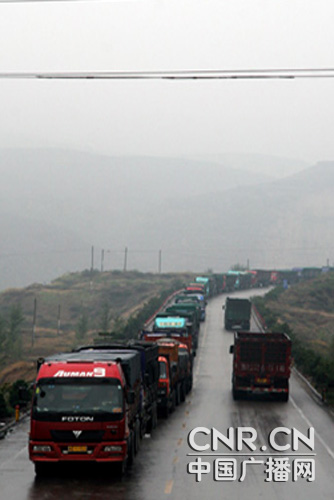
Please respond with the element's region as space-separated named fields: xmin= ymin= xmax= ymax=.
xmin=0 ymin=305 xmax=25 ymax=359
xmin=0 ymin=269 xmax=194 ymax=386
xmin=0 ymin=379 xmax=32 ymax=418
xmin=253 ymin=273 xmax=334 ymax=405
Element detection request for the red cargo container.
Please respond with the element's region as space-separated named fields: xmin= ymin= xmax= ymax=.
xmin=230 ymin=332 xmax=292 ymax=401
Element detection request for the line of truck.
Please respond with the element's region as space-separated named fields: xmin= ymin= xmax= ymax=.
xmin=27 ymin=271 xmax=296 ymax=476
xmin=28 ymin=277 xmax=208 ymax=476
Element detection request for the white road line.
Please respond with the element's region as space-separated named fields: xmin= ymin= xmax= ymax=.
xmin=290 ymin=395 xmax=334 ymax=462
xmin=0 ymin=446 xmax=27 ymax=470
xmin=193 ymin=317 xmax=209 ymax=386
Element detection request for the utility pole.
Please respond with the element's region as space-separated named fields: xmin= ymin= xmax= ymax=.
xmin=158 ymin=249 xmax=162 ymax=273
xmin=101 ymin=249 xmax=105 ymax=272
xmin=91 ymin=246 xmax=94 ymax=272
xmin=32 ymin=297 xmax=37 ymax=347
xmin=90 ymin=246 xmax=94 ymax=291
xmin=57 ymin=304 xmax=61 ymax=335
xmin=123 ymin=246 xmax=128 ymax=272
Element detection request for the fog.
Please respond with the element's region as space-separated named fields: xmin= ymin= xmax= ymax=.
xmin=0 ymin=1 xmax=333 ymax=289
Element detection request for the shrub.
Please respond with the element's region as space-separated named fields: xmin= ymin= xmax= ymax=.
xmin=0 ymin=392 xmax=10 ymax=418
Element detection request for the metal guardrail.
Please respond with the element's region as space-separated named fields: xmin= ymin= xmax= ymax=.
xmin=251 ymin=304 xmax=267 ymax=333
xmin=143 ymin=289 xmax=184 ymax=330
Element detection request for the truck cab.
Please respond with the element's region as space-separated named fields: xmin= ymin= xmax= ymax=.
xmin=157 ymin=355 xmax=174 ymax=417
xmin=29 ymin=347 xmax=142 ymax=476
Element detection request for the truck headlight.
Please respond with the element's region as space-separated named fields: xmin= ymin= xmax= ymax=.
xmin=104 ymin=445 xmax=122 ymax=452
xmin=33 ymin=445 xmax=52 ymax=452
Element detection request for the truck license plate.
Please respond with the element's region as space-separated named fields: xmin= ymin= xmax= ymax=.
xmin=68 ymin=445 xmax=87 ymax=453
xmin=256 ymin=377 xmax=269 ymax=384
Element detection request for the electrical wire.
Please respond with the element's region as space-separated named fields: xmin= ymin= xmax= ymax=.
xmin=1 ymin=68 xmax=334 ymax=80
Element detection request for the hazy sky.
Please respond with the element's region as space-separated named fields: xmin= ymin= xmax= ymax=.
xmin=0 ymin=1 xmax=333 ymax=164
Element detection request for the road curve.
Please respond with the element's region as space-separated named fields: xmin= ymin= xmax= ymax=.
xmin=0 ymin=288 xmax=333 ymax=500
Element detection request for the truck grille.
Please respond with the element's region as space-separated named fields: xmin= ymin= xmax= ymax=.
xmin=50 ymin=430 xmax=105 ymax=442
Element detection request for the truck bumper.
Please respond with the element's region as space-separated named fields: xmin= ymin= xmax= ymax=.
xmin=243 ymin=387 xmax=288 ymax=394
xmin=29 ymin=440 xmax=127 ymax=463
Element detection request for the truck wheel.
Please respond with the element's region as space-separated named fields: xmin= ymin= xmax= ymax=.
xmin=232 ymin=388 xmax=241 ymax=400
xmin=147 ymin=404 xmax=157 ymax=434
xmin=134 ymin=420 xmax=140 ymax=455
xmin=180 ymin=381 xmax=186 ymax=402
xmin=175 ymin=384 xmax=181 ymax=406
xmin=150 ymin=403 xmax=158 ymax=430
xmin=278 ymin=392 xmax=289 ymax=402
xmin=153 ymin=404 xmax=158 ymax=429
xmin=127 ymin=432 xmax=135 ymax=466
xmin=34 ymin=462 xmax=51 ymax=477
xmin=146 ymin=416 xmax=152 ymax=435
xmin=161 ymin=405 xmax=169 ymax=419
xmin=114 ymin=459 xmax=127 ymax=477
xmin=171 ymin=391 xmax=176 ymax=412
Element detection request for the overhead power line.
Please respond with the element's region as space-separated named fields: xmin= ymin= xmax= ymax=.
xmin=1 ymin=68 xmax=334 ymax=80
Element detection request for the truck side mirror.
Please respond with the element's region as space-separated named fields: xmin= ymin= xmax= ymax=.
xmin=126 ymin=390 xmax=135 ymax=405
xmin=229 ymin=345 xmax=234 ymax=354
xmin=222 ymin=305 xmax=225 ymax=310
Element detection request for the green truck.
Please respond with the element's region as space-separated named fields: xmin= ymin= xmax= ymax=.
xmin=223 ymin=297 xmax=251 ymax=331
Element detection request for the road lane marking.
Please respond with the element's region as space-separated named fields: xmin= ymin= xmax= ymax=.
xmin=0 ymin=446 xmax=27 ymax=470
xmin=164 ymin=479 xmax=174 ymax=494
xmin=290 ymin=395 xmax=334 ymax=461
xmin=193 ymin=318 xmax=209 ymax=386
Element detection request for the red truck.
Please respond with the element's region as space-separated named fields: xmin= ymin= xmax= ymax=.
xmin=147 ymin=314 xmax=196 ymax=358
xmin=29 ymin=347 xmax=142 ymax=476
xmin=229 ymin=332 xmax=292 ymax=401
xmin=150 ymin=338 xmax=189 ymax=418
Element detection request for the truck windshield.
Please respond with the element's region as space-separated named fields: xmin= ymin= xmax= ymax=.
xmin=33 ymin=378 xmax=123 ymax=416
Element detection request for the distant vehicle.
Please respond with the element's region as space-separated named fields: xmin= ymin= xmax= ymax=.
xmin=164 ymin=304 xmax=200 ymax=353
xmin=143 ymin=314 xmax=195 ymax=360
xmin=223 ymin=297 xmax=252 ymax=331
xmin=229 ymin=331 xmax=292 ymax=401
xmin=175 ymin=293 xmax=206 ymax=321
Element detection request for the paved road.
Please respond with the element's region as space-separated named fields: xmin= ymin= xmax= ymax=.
xmin=0 ymin=289 xmax=333 ymax=500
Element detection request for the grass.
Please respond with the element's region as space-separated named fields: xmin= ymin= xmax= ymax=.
xmin=0 ymin=269 xmax=194 ymax=384
xmin=253 ymin=272 xmax=334 ymax=406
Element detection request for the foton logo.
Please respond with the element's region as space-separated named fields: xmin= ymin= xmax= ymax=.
xmin=62 ymin=416 xmax=94 ymax=422
xmin=54 ymin=367 xmax=106 ymax=378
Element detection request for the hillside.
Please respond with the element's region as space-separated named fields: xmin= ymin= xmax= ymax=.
xmin=0 ymin=148 xmax=306 ymax=290
xmin=253 ymin=273 xmax=334 ymax=404
xmin=264 ymin=272 xmax=334 ymax=357
xmin=0 ymin=270 xmax=193 ymax=384
xmin=132 ymin=161 xmax=334 ymax=271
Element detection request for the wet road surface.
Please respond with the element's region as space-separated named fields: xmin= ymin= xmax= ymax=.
xmin=1 ymin=289 xmax=333 ymax=500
